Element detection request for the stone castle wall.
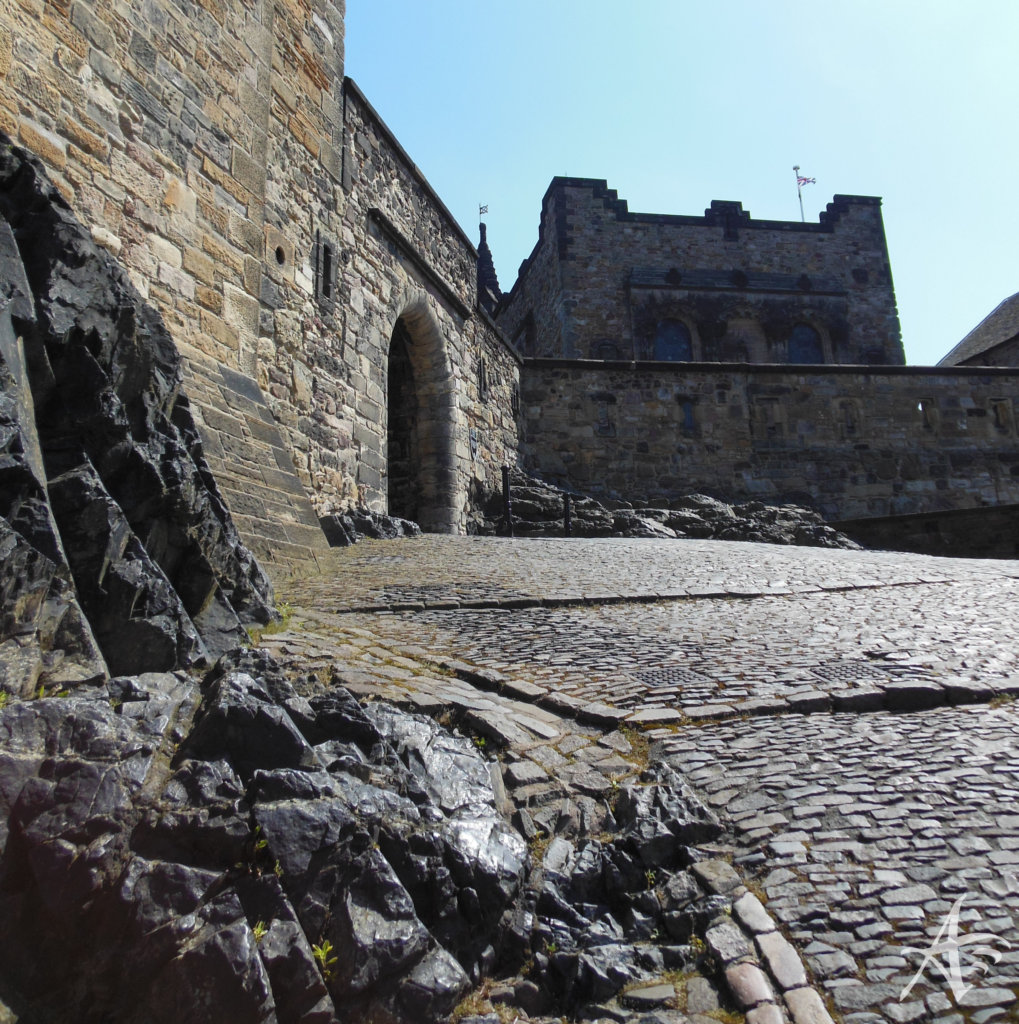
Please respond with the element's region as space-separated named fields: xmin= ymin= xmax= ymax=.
xmin=5 ymin=2 xmax=1016 ymax=545
xmin=500 ymin=187 xmax=566 ymax=357
xmin=498 ymin=178 xmax=904 ymax=366
xmin=330 ymin=83 xmax=520 ymax=530
xmin=522 ymin=359 xmax=1019 ymax=520
xmin=1 ymin=0 xmax=346 ymax=369
xmin=1 ymin=0 xmax=350 ymax=567
xmin=2 ymin=0 xmax=519 ymax=550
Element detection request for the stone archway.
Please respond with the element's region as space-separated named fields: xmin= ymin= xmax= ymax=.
xmin=385 ymin=298 xmax=459 ymax=533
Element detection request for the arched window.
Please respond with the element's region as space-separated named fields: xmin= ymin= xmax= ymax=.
xmin=653 ymin=319 xmax=693 ymax=361
xmin=787 ymin=323 xmax=824 ymax=364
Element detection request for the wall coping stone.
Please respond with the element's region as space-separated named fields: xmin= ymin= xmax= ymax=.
xmin=524 ymin=357 xmax=1019 ymax=378
xmin=345 ymin=78 xmax=477 ymax=256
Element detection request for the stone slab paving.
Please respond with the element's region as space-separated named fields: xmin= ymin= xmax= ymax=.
xmin=268 ymin=536 xmax=1019 ymax=1023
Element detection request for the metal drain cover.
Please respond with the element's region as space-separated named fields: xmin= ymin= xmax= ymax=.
xmin=810 ymin=660 xmax=891 ymax=684
xmin=633 ymin=666 xmax=711 ymax=689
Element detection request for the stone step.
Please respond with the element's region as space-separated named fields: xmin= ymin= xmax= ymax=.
xmin=178 ymin=346 xmax=329 ymax=579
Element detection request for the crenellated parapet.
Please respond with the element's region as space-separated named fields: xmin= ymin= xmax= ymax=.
xmin=498 ymin=177 xmax=903 ymax=366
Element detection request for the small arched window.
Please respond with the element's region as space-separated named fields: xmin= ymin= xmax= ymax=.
xmin=653 ymin=319 xmax=693 ymax=361
xmin=787 ymin=323 xmax=824 ymax=364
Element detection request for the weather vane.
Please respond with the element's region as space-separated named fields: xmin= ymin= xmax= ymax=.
xmin=793 ymin=166 xmax=815 ymax=223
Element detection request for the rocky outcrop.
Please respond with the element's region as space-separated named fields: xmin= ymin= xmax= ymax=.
xmin=518 ymin=762 xmax=725 ymax=1013
xmin=0 ymin=641 xmax=750 ymax=1023
xmin=0 ymin=135 xmax=276 ymax=693
xmin=0 ymin=650 xmax=530 ymax=1023
xmin=471 ymin=469 xmax=862 ymax=549
xmin=319 ymin=509 xmax=422 ymax=546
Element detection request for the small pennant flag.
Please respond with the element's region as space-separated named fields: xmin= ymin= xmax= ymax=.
xmin=797 ymin=175 xmax=816 ymax=187
xmin=479 ymin=204 xmax=489 ymax=216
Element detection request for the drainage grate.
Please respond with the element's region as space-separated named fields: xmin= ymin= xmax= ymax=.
xmin=810 ymin=660 xmax=892 ymax=685
xmin=632 ymin=666 xmax=712 ymax=689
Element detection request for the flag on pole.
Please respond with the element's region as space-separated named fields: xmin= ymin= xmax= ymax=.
xmin=479 ymin=204 xmax=489 ymax=216
xmin=792 ymin=165 xmax=814 ymax=223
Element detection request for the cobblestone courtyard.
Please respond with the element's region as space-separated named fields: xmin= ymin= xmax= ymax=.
xmin=266 ymin=537 xmax=1019 ymax=1024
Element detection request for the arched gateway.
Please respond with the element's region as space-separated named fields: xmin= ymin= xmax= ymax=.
xmin=385 ymin=299 xmax=459 ymax=533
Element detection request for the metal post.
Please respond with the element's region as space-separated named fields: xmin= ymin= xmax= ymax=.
xmin=502 ymin=466 xmax=514 ymax=537
xmin=564 ymin=493 xmax=572 ymax=537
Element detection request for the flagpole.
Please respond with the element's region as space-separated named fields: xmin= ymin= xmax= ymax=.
xmin=793 ymin=165 xmax=805 ymax=223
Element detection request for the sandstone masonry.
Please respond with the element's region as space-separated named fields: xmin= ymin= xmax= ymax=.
xmin=2 ymin=0 xmax=520 ymax=570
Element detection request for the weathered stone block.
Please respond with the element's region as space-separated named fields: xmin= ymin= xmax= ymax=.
xmin=228 ymin=211 xmax=262 ymax=256
xmin=70 ymin=0 xmax=117 ymax=53
xmin=18 ymin=121 xmax=67 ymax=170
xmin=222 ymin=281 xmax=259 ymax=336
xmin=231 ymin=145 xmax=266 ymax=198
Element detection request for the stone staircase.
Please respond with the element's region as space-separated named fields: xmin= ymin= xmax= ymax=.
xmin=178 ymin=347 xmax=330 ymax=579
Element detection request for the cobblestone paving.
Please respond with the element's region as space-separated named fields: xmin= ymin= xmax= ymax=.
xmin=659 ymin=709 xmax=1019 ymax=1024
xmin=287 ymin=580 xmax=1019 ymax=721
xmin=270 ymin=537 xmax=1019 ymax=1023
xmin=283 ymin=536 xmax=1018 ymax=612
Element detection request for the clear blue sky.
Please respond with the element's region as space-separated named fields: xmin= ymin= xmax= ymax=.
xmin=346 ymin=1 xmax=1019 ymax=365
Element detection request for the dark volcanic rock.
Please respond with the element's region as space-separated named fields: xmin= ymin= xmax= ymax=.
xmin=0 ymin=514 xmax=106 ymax=695
xmin=518 ymin=762 xmax=723 ymax=1011
xmin=0 ymin=135 xmax=275 ymax=690
xmin=319 ymin=508 xmax=422 ymax=546
xmin=470 ymin=468 xmax=861 ymax=549
xmin=184 ymin=670 xmax=322 ymax=777
xmin=48 ymin=460 xmax=208 ymax=675
xmin=0 ymin=218 xmax=107 ymax=695
xmin=0 ymin=648 xmax=531 ymax=1023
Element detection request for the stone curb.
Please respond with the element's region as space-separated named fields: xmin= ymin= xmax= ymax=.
xmin=632 ymin=672 xmax=1019 ymax=726
xmin=708 ymin=883 xmax=837 ymax=1024
xmin=407 ymin=654 xmax=632 ymax=730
